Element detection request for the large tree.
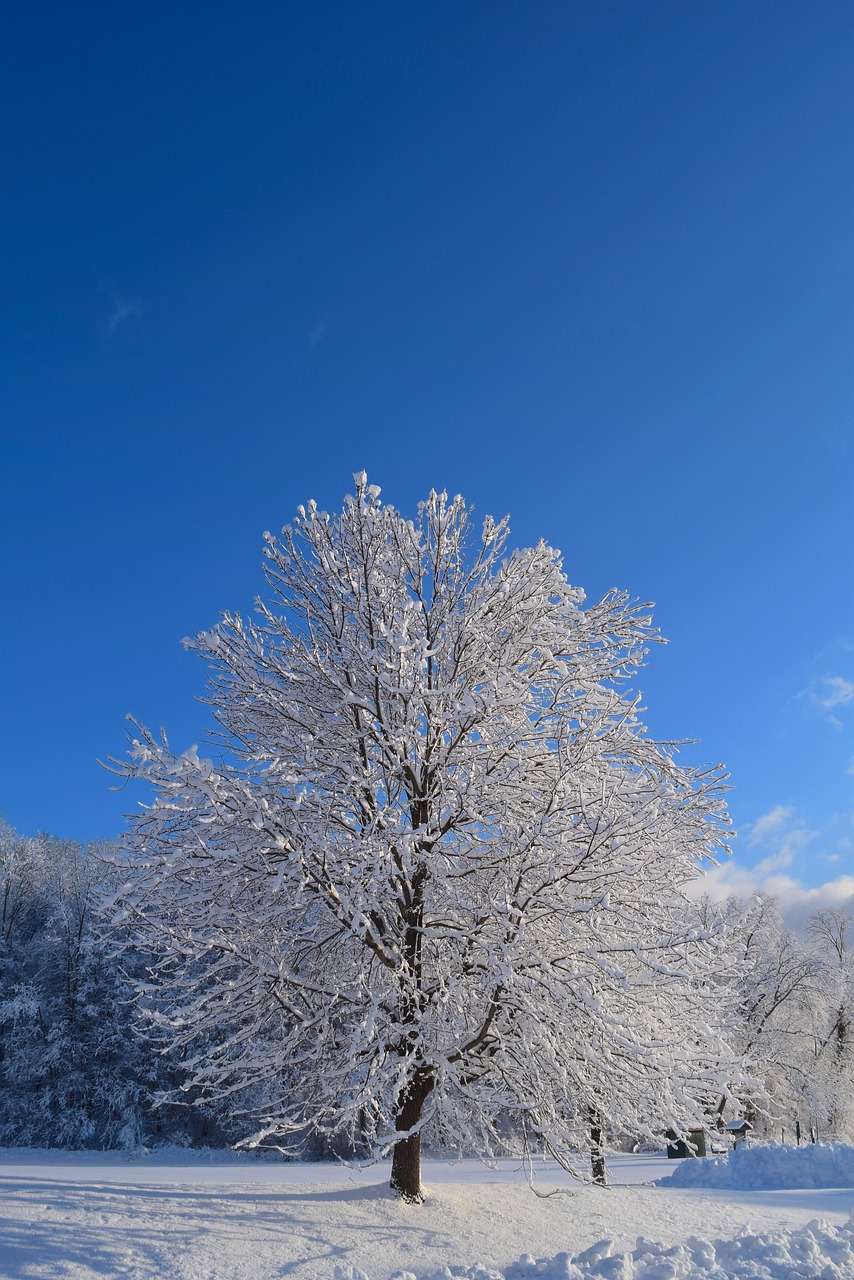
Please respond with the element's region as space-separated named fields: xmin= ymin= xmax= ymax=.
xmin=113 ymin=477 xmax=733 ymax=1199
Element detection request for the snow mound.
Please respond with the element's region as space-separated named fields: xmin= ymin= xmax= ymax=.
xmin=335 ymin=1214 xmax=854 ymax=1279
xmin=657 ymin=1141 xmax=854 ymax=1190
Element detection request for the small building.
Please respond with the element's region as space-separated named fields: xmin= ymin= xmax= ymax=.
xmin=725 ymin=1119 xmax=752 ymax=1148
xmin=666 ymin=1127 xmax=706 ymax=1158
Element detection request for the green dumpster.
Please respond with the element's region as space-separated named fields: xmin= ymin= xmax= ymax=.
xmin=666 ymin=1127 xmax=706 ymax=1158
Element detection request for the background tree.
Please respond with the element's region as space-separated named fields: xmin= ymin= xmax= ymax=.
xmin=113 ymin=477 xmax=734 ymax=1200
xmin=0 ymin=822 xmax=197 ymax=1150
xmin=0 ymin=821 xmax=45 ymax=1106
xmin=701 ymin=894 xmax=817 ymax=1133
xmin=804 ymin=908 xmax=854 ymax=1139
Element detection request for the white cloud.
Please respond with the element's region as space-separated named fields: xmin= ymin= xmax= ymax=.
xmin=745 ymin=806 xmax=816 ymax=867
xmin=689 ymin=858 xmax=854 ymax=930
xmin=747 ymin=805 xmax=793 ymax=847
xmin=818 ymin=675 xmax=854 ymax=709
xmin=754 ymin=848 xmax=794 ymax=873
xmin=802 ymin=674 xmax=854 ymax=729
xmin=104 ymin=295 xmax=142 ymax=338
xmin=308 ymin=319 xmax=327 ymax=347
xmin=688 ymin=803 xmax=851 ymax=929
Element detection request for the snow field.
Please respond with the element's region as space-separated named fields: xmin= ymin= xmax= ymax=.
xmin=337 ymin=1217 xmax=854 ymax=1279
xmin=1 ymin=1150 xmax=854 ymax=1280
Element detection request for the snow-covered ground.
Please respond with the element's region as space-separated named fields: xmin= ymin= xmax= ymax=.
xmin=0 ymin=1147 xmax=852 ymax=1279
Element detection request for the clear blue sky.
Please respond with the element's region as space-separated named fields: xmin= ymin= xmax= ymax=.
xmin=2 ymin=2 xmax=852 ymax=909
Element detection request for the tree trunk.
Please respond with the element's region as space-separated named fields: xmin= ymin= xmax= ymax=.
xmin=712 ymin=1091 xmax=727 ymax=1131
xmin=589 ymin=1109 xmax=607 ymax=1186
xmin=390 ymin=1073 xmax=433 ymax=1202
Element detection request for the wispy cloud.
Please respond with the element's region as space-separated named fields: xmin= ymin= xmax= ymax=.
xmin=817 ymin=675 xmax=854 ymax=709
xmin=308 ymin=319 xmax=327 ymax=348
xmin=690 ymin=803 xmax=851 ymax=929
xmin=692 ymin=860 xmax=854 ymax=930
xmin=745 ymin=805 xmax=816 ymax=872
xmin=754 ymin=848 xmax=795 ymax=874
xmin=103 ymin=293 xmax=143 ymax=339
xmin=747 ymin=805 xmax=793 ymax=847
xmin=801 ymin=673 xmax=854 ymax=729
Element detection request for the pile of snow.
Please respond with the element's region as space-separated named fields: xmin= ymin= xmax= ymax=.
xmin=658 ymin=1141 xmax=854 ymax=1190
xmin=336 ymin=1215 xmax=854 ymax=1280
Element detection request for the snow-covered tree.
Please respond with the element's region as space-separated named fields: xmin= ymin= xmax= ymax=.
xmin=0 ymin=820 xmax=46 ymax=1100
xmin=112 ymin=477 xmax=734 ymax=1199
xmin=702 ymin=895 xmax=816 ymax=1133
xmin=804 ymin=908 xmax=854 ymax=1139
xmin=0 ymin=822 xmax=195 ymax=1149
xmin=26 ymin=835 xmax=151 ymax=1149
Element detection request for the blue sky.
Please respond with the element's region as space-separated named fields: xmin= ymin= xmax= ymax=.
xmin=2 ymin=2 xmax=852 ymax=913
